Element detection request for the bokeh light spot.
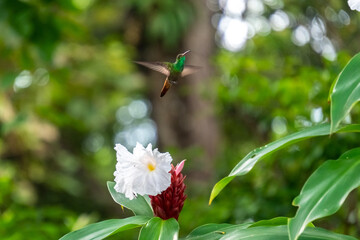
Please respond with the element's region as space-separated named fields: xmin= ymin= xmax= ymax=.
xmin=116 ymin=106 xmax=133 ymax=125
xmin=219 ymin=17 xmax=248 ymax=51
xmin=247 ymin=0 xmax=264 ymax=15
xmin=222 ymin=0 xmax=246 ymax=16
xmin=115 ymin=120 xmax=157 ymax=149
xmin=338 ymin=10 xmax=350 ymax=25
xmin=128 ymin=99 xmax=149 ymax=119
xmin=291 ymin=25 xmax=310 ymax=46
xmin=272 ymin=116 xmax=288 ymax=135
xmin=310 ymin=107 xmax=324 ymax=123
xmin=269 ymin=10 xmax=290 ymax=31
xmin=14 ymin=70 xmax=32 ymax=92
xmin=34 ymin=68 xmax=50 ymax=86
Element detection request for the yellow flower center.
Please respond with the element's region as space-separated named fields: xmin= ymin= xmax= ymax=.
xmin=147 ymin=162 xmax=156 ymax=172
xmin=144 ymin=154 xmax=156 ymax=172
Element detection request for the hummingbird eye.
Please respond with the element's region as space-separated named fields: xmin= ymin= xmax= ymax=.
xmin=176 ymin=54 xmax=181 ymax=59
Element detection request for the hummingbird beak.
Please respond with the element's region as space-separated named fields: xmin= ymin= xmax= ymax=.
xmin=180 ymin=50 xmax=191 ymax=56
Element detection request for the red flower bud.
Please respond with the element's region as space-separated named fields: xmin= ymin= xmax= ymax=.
xmin=149 ymin=160 xmax=187 ymax=220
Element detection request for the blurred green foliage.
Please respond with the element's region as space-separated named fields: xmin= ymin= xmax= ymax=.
xmin=211 ymin=4 xmax=360 ymax=236
xmin=0 ymin=0 xmax=194 ymax=239
xmin=1 ymin=0 xmax=360 ymax=239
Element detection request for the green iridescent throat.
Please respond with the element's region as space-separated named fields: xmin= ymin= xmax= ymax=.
xmin=173 ymin=56 xmax=185 ymax=72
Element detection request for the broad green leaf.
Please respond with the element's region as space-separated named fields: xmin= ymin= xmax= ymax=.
xmin=107 ymin=181 xmax=153 ymax=217
xmin=209 ymin=123 xmax=360 ymax=204
xmin=249 ymin=217 xmax=314 ymax=228
xmin=249 ymin=217 xmax=287 ymax=228
xmin=186 ymin=223 xmax=251 ymax=240
xmin=330 ymin=53 xmax=360 ymax=133
xmin=187 ymin=223 xmax=234 ymax=236
xmin=288 ymin=148 xmax=360 ymax=240
xmin=139 ymin=217 xmax=179 ymax=240
xmin=59 ymin=216 xmax=151 ymax=240
xmin=219 ymin=225 xmax=356 ymax=240
xmin=208 ymin=176 xmax=235 ymax=205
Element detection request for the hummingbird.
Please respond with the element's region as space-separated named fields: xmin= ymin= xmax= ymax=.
xmin=134 ymin=50 xmax=200 ymax=97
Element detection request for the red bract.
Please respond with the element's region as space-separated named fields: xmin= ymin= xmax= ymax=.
xmin=149 ymin=160 xmax=187 ymax=220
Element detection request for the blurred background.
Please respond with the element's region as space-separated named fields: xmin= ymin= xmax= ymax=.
xmin=1 ymin=0 xmax=360 ymax=239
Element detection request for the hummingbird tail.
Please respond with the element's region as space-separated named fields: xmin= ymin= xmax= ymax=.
xmin=160 ymin=79 xmax=171 ymax=97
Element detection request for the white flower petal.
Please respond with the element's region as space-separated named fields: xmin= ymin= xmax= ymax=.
xmin=113 ymin=142 xmax=172 ymax=199
xmin=146 ymin=143 xmax=153 ymax=153
xmin=114 ymin=144 xmax=135 ymax=164
xmin=133 ymin=142 xmax=146 ymax=157
xmin=348 ymin=0 xmax=360 ymax=11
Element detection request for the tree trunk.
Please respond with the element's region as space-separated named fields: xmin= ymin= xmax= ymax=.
xmin=182 ymin=0 xmax=219 ymax=187
xmin=148 ymin=0 xmax=220 ymax=192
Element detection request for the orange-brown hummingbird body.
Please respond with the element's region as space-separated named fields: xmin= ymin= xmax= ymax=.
xmin=134 ymin=50 xmax=200 ymax=97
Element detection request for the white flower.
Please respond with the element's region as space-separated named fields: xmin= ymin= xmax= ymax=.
xmin=114 ymin=142 xmax=172 ymax=200
xmin=348 ymin=0 xmax=360 ymax=11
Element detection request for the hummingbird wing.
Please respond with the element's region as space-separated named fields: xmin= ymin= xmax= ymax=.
xmin=134 ymin=61 xmax=170 ymax=76
xmin=181 ymin=65 xmax=202 ymax=77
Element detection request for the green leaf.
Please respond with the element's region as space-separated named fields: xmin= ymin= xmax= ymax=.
xmin=209 ymin=123 xmax=360 ymax=203
xmin=187 ymin=223 xmax=235 ymax=236
xmin=249 ymin=217 xmax=314 ymax=228
xmin=60 ymin=216 xmax=151 ymax=240
xmin=249 ymin=217 xmax=288 ymax=228
xmin=186 ymin=223 xmax=251 ymax=240
xmin=330 ymin=53 xmax=360 ymax=133
xmin=288 ymin=148 xmax=360 ymax=240
xmin=219 ymin=225 xmax=356 ymax=240
xmin=107 ymin=181 xmax=153 ymax=217
xmin=139 ymin=217 xmax=179 ymax=240
xmin=209 ymin=176 xmax=235 ymax=205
